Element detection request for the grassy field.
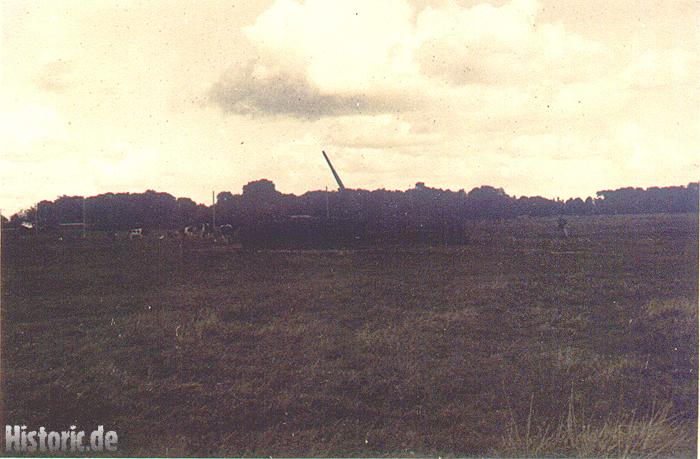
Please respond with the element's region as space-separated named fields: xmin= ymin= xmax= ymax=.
xmin=1 ymin=214 xmax=697 ymax=457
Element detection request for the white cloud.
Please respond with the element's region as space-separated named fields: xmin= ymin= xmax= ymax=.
xmin=322 ymin=115 xmax=441 ymax=150
xmin=622 ymin=48 xmax=698 ymax=89
xmin=243 ymin=0 xmax=419 ymax=92
xmin=219 ymin=0 xmax=616 ymax=123
xmin=415 ymin=0 xmax=608 ymax=85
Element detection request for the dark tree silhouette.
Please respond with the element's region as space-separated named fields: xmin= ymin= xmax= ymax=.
xmin=7 ymin=181 xmax=698 ymax=246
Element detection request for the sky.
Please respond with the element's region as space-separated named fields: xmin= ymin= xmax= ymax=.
xmin=1 ymin=0 xmax=698 ymax=214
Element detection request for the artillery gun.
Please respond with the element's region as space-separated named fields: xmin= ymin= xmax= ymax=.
xmin=239 ymin=151 xmax=366 ymax=248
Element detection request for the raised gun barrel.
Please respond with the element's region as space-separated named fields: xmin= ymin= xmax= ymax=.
xmin=322 ymin=150 xmax=346 ymax=192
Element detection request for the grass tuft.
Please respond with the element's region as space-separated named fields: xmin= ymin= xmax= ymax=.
xmin=497 ymin=389 xmax=694 ymax=458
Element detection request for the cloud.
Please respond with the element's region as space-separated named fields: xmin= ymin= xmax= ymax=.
xmin=210 ymin=0 xmax=615 ymax=123
xmin=208 ymin=0 xmax=427 ymax=119
xmin=242 ymin=0 xmax=418 ymax=93
xmin=622 ymin=48 xmax=698 ymax=89
xmin=322 ymin=115 xmax=441 ymax=150
xmin=209 ymin=61 xmax=422 ymax=119
xmin=415 ymin=0 xmax=608 ymax=86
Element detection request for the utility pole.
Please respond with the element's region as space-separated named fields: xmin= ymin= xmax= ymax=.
xmin=0 ymin=207 xmax=3 ymax=429
xmin=177 ymin=198 xmax=181 ymax=229
xmin=82 ymin=197 xmax=87 ymax=238
xmin=212 ymin=191 xmax=216 ymax=230
xmin=176 ymin=198 xmax=183 ymax=259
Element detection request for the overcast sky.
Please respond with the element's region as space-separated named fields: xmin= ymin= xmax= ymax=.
xmin=1 ymin=0 xmax=698 ymax=214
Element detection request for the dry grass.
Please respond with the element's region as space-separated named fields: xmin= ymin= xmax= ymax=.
xmin=498 ymin=295 xmax=698 ymax=458
xmin=2 ymin=213 xmax=697 ymax=456
xmin=498 ymin=390 xmax=694 ymax=458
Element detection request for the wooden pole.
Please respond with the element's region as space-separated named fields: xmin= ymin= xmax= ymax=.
xmin=212 ymin=191 xmax=216 ymax=230
xmin=82 ymin=197 xmax=87 ymax=238
xmin=0 ymin=208 xmax=4 ymax=429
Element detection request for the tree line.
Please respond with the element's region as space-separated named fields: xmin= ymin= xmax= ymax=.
xmin=3 ymin=181 xmax=698 ymax=244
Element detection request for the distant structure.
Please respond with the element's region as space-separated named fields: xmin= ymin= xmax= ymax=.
xmin=322 ymin=151 xmax=346 ymax=192
xmin=59 ymin=222 xmax=86 ymax=240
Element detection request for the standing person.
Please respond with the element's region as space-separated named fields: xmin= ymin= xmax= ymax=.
xmin=557 ymin=216 xmax=569 ymax=238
